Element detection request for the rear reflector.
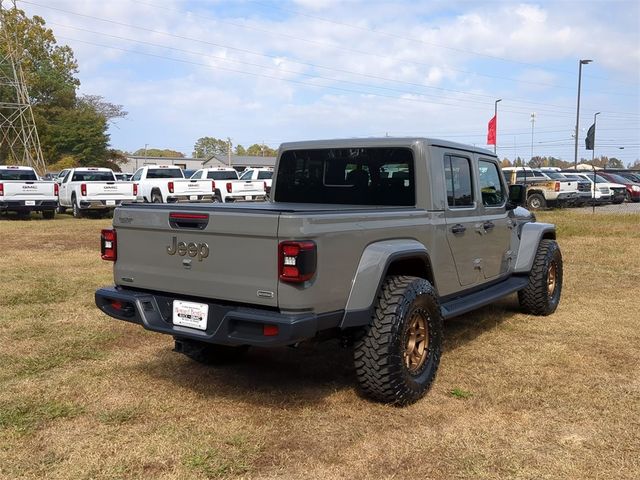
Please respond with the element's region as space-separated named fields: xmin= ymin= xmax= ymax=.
xmin=169 ymin=213 xmax=209 ymax=220
xmin=278 ymin=241 xmax=316 ymax=283
xmin=101 ymin=228 xmax=117 ymax=261
xmin=263 ymin=325 xmax=279 ymax=336
xmin=554 ymin=181 xmax=560 ymax=192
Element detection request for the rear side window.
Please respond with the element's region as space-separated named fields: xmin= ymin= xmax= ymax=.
xmin=257 ymin=171 xmax=273 ymax=180
xmin=444 ymin=155 xmax=473 ymax=207
xmin=478 ymin=160 xmax=505 ymax=207
xmin=146 ymin=168 xmax=184 ymax=179
xmin=274 ymin=147 xmax=415 ymax=206
xmin=71 ymin=171 xmax=115 ymax=182
xmin=207 ymin=171 xmax=238 ymax=180
xmin=0 ymin=169 xmax=37 ymax=181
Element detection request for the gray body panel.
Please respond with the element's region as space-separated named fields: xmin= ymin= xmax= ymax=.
xmin=105 ymin=137 xmax=555 ymax=343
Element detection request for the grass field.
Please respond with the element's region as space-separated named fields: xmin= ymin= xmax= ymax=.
xmin=1 ymin=211 xmax=639 ymax=479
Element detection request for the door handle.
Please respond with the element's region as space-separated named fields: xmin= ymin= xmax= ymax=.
xmin=451 ymin=224 xmax=466 ymax=235
xmin=483 ymin=221 xmax=495 ymax=231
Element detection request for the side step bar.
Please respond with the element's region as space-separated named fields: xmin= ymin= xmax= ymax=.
xmin=440 ymin=276 xmax=529 ymax=319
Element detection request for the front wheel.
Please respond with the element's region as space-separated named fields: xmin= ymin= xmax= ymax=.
xmin=353 ymin=276 xmax=443 ymax=406
xmin=518 ymin=239 xmax=563 ymax=315
xmin=527 ymin=193 xmax=547 ymax=210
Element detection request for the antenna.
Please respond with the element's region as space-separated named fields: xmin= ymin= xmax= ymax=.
xmin=0 ymin=0 xmax=47 ymax=174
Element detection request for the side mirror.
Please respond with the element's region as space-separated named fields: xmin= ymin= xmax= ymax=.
xmin=506 ymin=184 xmax=526 ymax=210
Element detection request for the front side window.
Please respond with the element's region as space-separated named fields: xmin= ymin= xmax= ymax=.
xmin=444 ymin=155 xmax=473 ymax=207
xmin=131 ymin=169 xmax=142 ymax=181
xmin=478 ymin=160 xmax=505 ymax=207
xmin=191 ymin=170 xmax=202 ymax=179
xmin=274 ymin=147 xmax=415 ymax=206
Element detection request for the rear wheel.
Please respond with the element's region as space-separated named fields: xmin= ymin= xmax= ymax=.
xmin=527 ymin=193 xmax=547 ymax=210
xmin=518 ymin=239 xmax=563 ymax=315
xmin=151 ymin=191 xmax=163 ymax=203
xmin=72 ymin=196 xmax=83 ymax=218
xmin=353 ymin=275 xmax=443 ymax=406
xmin=174 ymin=338 xmax=249 ymax=364
xmin=42 ymin=210 xmax=55 ymax=220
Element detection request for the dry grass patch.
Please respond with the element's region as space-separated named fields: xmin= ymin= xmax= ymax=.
xmin=0 ymin=212 xmax=639 ymax=479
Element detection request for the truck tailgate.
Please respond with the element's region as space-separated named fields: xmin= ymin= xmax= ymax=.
xmin=113 ymin=205 xmax=279 ymax=307
xmin=86 ymin=182 xmax=134 ymax=199
xmin=173 ymin=179 xmax=213 ymax=196
xmin=230 ymin=180 xmax=264 ymax=195
xmin=1 ymin=181 xmax=56 ymax=199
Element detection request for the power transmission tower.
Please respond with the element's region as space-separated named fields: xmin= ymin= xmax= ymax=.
xmin=0 ymin=0 xmax=46 ymax=174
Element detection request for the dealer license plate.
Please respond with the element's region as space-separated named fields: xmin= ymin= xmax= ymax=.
xmin=106 ymin=200 xmax=116 ymax=206
xmin=24 ymin=200 xmax=35 ymax=206
xmin=245 ymin=195 xmax=252 ymax=200
xmin=190 ymin=195 xmax=198 ymax=201
xmin=172 ymin=300 xmax=209 ymax=330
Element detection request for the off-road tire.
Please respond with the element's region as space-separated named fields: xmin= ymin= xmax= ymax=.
xmin=518 ymin=239 xmax=563 ymax=316
xmin=353 ymin=275 xmax=443 ymax=406
xmin=151 ymin=191 xmax=163 ymax=203
xmin=527 ymin=193 xmax=547 ymax=210
xmin=174 ymin=338 xmax=249 ymax=365
xmin=42 ymin=210 xmax=55 ymax=220
xmin=72 ymin=196 xmax=82 ymax=218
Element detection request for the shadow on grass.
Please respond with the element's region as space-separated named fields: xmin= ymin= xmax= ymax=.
xmin=137 ymin=296 xmax=523 ymax=407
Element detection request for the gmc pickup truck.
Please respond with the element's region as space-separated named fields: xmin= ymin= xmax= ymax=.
xmin=56 ymin=168 xmax=136 ymax=218
xmin=96 ymin=138 xmax=563 ymax=405
xmin=0 ymin=165 xmax=58 ymax=219
xmin=189 ymin=167 xmax=266 ymax=203
xmin=131 ymin=165 xmax=215 ymax=203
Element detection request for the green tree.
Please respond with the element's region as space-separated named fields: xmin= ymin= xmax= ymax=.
xmin=246 ymin=143 xmax=277 ymax=157
xmin=132 ymin=148 xmax=184 ymax=158
xmin=193 ymin=137 xmax=229 ymax=158
xmin=235 ymin=144 xmax=247 ymax=156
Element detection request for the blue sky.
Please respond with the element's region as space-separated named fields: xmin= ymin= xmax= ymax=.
xmin=17 ymin=0 xmax=640 ymax=164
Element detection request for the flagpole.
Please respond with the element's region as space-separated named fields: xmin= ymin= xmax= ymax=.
xmin=592 ymin=112 xmax=600 ymax=162
xmin=494 ymin=99 xmax=502 ymax=154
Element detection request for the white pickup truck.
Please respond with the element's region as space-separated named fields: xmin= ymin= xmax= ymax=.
xmin=0 ymin=165 xmax=58 ymax=219
xmin=131 ymin=165 xmax=215 ymax=203
xmin=190 ymin=167 xmax=266 ymax=202
xmin=239 ymin=167 xmax=274 ymax=194
xmin=57 ymin=167 xmax=136 ymax=218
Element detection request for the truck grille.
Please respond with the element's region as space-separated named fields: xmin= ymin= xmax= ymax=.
xmin=599 ymin=187 xmax=609 ymax=194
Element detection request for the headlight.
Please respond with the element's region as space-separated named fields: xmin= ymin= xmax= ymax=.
xmin=632 ymin=185 xmax=640 ymax=192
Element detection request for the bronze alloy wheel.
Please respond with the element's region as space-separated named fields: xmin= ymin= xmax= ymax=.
xmin=547 ymin=261 xmax=557 ymax=296
xmin=404 ymin=308 xmax=429 ymax=374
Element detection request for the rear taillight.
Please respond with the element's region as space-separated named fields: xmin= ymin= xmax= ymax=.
xmin=54 ymin=183 xmax=59 ymax=196
xmin=0 ymin=183 xmax=4 ymax=196
xmin=133 ymin=183 xmax=138 ymax=196
xmin=212 ymin=180 xmax=216 ymax=191
xmin=554 ymin=181 xmax=560 ymax=192
xmin=101 ymin=228 xmax=117 ymax=261
xmin=278 ymin=241 xmax=316 ymax=283
xmin=226 ymin=182 xmax=232 ymax=193
xmin=168 ymin=181 xmax=174 ymax=193
xmin=81 ymin=183 xmax=87 ymax=196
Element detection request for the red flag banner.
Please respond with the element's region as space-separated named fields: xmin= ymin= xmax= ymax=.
xmin=487 ymin=115 xmax=496 ymax=145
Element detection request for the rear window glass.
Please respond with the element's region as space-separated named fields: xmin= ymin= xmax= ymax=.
xmin=444 ymin=155 xmax=473 ymax=207
xmin=257 ymin=171 xmax=273 ymax=180
xmin=274 ymin=147 xmax=415 ymax=206
xmin=146 ymin=168 xmax=184 ymax=179
xmin=207 ymin=171 xmax=238 ymax=180
xmin=0 ymin=170 xmax=38 ymax=181
xmin=71 ymin=171 xmax=115 ymax=182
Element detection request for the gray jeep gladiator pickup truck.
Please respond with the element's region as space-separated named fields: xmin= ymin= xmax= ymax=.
xmin=95 ymin=138 xmax=563 ymax=405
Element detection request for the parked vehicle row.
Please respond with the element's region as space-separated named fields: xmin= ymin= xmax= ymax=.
xmin=502 ymin=166 xmax=639 ymax=209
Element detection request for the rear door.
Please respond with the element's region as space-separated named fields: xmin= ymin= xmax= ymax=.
xmin=476 ymin=157 xmax=512 ymax=279
xmin=443 ymin=153 xmax=483 ymax=286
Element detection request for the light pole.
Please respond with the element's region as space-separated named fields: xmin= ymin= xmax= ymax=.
xmin=494 ymin=98 xmax=502 ymax=155
xmin=574 ymin=59 xmax=592 ymax=168
xmin=592 ymin=112 xmax=600 ymax=162
xmin=530 ymin=112 xmax=536 ymax=165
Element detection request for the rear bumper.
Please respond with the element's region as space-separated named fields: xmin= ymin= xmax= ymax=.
xmin=95 ymin=286 xmax=342 ymax=347
xmin=224 ymin=193 xmax=267 ymax=202
xmin=167 ymin=194 xmax=215 ymax=203
xmin=0 ymin=199 xmax=57 ymax=212
xmin=79 ymin=199 xmax=133 ymax=209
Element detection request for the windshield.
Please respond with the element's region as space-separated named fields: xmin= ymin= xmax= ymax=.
xmin=71 ymin=171 xmax=115 ymax=182
xmin=0 ymin=170 xmax=38 ymax=181
xmin=146 ymin=168 xmax=184 ymax=179
xmin=207 ymin=171 xmax=238 ymax=180
xmin=274 ymin=147 xmax=415 ymax=206
xmin=605 ymin=173 xmax=630 ymax=184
